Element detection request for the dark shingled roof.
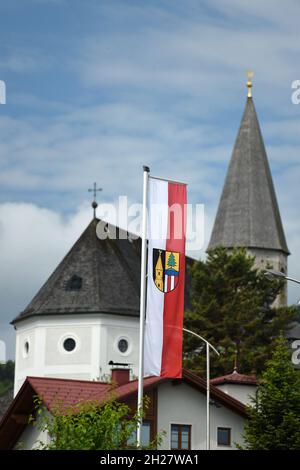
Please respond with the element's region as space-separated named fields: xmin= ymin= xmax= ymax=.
xmin=208 ymin=97 xmax=289 ymax=255
xmin=12 ymin=219 xmax=142 ymax=323
xmin=12 ymin=218 xmax=193 ymax=324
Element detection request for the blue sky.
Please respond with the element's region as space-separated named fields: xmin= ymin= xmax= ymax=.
xmin=1 ymin=0 xmax=300 ymax=358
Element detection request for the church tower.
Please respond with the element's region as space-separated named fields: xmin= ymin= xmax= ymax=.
xmin=12 ymin=219 xmax=142 ymax=395
xmin=208 ymin=75 xmax=289 ymax=306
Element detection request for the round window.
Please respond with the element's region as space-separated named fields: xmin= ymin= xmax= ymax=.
xmin=118 ymin=338 xmax=129 ymax=354
xmin=63 ymin=337 xmax=76 ymax=352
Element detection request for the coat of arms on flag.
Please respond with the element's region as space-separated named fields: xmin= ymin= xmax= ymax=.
xmin=153 ymin=249 xmax=180 ymax=293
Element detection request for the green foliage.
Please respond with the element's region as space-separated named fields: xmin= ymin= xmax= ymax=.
xmin=0 ymin=379 xmax=13 ymax=396
xmin=240 ymin=337 xmax=300 ymax=450
xmin=30 ymin=394 xmax=163 ymax=450
xmin=0 ymin=360 xmax=14 ymax=381
xmin=184 ymin=247 xmax=296 ymax=376
xmin=0 ymin=361 xmax=14 ymax=396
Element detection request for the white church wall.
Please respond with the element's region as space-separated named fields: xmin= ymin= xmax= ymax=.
xmin=14 ymin=321 xmax=36 ymax=395
xmin=101 ymin=315 xmax=139 ymax=381
xmin=45 ymin=326 xmax=92 ymax=365
xmin=14 ymin=314 xmax=140 ymax=395
xmin=157 ymin=382 xmax=245 ymax=450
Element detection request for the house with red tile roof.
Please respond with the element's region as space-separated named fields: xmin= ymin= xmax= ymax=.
xmin=0 ymin=368 xmax=249 ymax=450
xmin=211 ymin=368 xmax=257 ymax=405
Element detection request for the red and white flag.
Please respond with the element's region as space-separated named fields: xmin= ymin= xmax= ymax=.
xmin=144 ymin=177 xmax=187 ymax=378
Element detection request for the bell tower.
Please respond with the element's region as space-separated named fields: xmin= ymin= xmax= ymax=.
xmin=208 ymin=74 xmax=289 ymax=306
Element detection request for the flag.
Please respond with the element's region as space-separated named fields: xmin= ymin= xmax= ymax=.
xmin=144 ymin=177 xmax=187 ymax=378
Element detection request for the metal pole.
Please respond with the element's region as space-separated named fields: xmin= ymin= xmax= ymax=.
xmin=182 ymin=328 xmax=220 ymax=356
xmin=136 ymin=166 xmax=150 ymax=447
xmin=182 ymin=328 xmax=219 ymax=450
xmin=283 ymin=276 xmax=300 ymax=285
xmin=264 ymin=269 xmax=300 ymax=285
xmin=206 ymin=341 xmax=210 ymax=451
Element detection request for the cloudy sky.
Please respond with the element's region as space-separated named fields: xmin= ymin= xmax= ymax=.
xmin=1 ymin=0 xmax=300 ymax=359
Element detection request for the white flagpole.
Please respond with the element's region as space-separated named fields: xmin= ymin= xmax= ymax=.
xmin=182 ymin=328 xmax=220 ymax=450
xmin=137 ymin=165 xmax=150 ymax=447
xmin=206 ymin=341 xmax=210 ymax=451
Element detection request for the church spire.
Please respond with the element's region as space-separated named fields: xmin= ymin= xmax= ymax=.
xmin=208 ymin=83 xmax=289 ymax=256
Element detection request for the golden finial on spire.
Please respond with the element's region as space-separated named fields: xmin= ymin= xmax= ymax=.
xmin=246 ymin=70 xmax=254 ymax=98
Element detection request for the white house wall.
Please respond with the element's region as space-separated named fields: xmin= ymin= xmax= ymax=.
xmin=15 ymin=412 xmax=50 ymax=450
xmin=157 ymin=382 xmax=245 ymax=450
xmin=215 ymin=384 xmax=257 ymax=406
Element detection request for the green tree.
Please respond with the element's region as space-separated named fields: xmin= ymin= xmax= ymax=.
xmin=30 ymin=394 xmax=163 ymax=450
xmin=0 ymin=361 xmax=14 ymax=396
xmin=240 ymin=337 xmax=300 ymax=450
xmin=184 ymin=247 xmax=296 ymax=376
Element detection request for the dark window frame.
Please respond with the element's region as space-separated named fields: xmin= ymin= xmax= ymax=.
xmin=217 ymin=427 xmax=231 ymax=446
xmin=170 ymin=424 xmax=191 ymax=450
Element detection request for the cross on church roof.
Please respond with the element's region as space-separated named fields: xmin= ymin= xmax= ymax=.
xmin=88 ymin=182 xmax=102 ymax=219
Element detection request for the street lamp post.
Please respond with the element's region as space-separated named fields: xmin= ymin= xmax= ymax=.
xmin=264 ymin=269 xmax=300 ymax=285
xmin=182 ymin=328 xmax=220 ymax=451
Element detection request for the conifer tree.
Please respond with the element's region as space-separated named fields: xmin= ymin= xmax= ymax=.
xmin=241 ymin=337 xmax=300 ymax=450
xmin=184 ymin=247 xmax=296 ymax=376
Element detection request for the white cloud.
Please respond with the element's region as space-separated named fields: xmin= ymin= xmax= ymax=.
xmin=0 ymin=202 xmax=92 ymax=358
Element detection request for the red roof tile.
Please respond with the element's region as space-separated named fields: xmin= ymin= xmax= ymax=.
xmin=26 ymin=375 xmax=164 ymax=412
xmin=27 ymin=376 xmax=112 ymax=411
xmin=211 ymin=371 xmax=257 ymax=386
xmin=116 ymin=376 xmax=165 ymax=400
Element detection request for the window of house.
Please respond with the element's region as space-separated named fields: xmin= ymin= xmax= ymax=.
xmin=171 ymin=424 xmax=191 ymax=450
xmin=127 ymin=421 xmax=151 ymax=448
xmin=217 ymin=427 xmax=231 ymax=446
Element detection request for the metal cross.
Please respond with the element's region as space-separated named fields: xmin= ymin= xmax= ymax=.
xmin=88 ymin=182 xmax=102 ymax=219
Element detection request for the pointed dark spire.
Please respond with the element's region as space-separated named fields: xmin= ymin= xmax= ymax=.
xmin=208 ymin=96 xmax=289 ymax=255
